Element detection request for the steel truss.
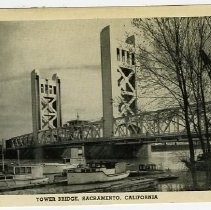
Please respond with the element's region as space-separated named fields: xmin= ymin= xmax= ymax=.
xmin=6 ymin=103 xmax=211 ymax=149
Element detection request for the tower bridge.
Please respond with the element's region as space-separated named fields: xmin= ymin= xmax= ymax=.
xmin=3 ymin=25 xmax=211 ymax=159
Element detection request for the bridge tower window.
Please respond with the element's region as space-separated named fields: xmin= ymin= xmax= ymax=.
xmin=45 ymin=84 xmax=48 ymax=94
xmin=132 ymin=53 xmax=135 ymax=65
xmin=117 ymin=48 xmax=120 ymax=61
xmin=49 ymin=85 xmax=52 ymax=94
xmin=122 ymin=50 xmax=125 ymax=62
xmin=53 ymin=86 xmax=57 ymax=94
xmin=40 ymin=84 xmax=44 ymax=93
xmin=127 ymin=51 xmax=130 ymax=64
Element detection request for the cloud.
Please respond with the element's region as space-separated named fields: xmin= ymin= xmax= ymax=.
xmin=0 ymin=64 xmax=100 ymax=84
xmin=41 ymin=64 xmax=101 ymax=72
xmin=0 ymin=72 xmax=28 ymax=83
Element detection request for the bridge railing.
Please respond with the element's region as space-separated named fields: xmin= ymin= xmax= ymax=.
xmin=113 ymin=109 xmax=186 ymax=137
xmin=36 ymin=120 xmax=103 ymax=144
xmin=5 ymin=133 xmax=34 ymax=149
xmin=5 ymin=120 xmax=104 ymax=149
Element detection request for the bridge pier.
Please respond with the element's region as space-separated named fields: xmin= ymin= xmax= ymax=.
xmin=135 ymin=144 xmax=152 ymax=162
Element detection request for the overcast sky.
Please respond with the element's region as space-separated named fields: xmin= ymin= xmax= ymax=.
xmin=0 ymin=18 xmax=133 ymax=139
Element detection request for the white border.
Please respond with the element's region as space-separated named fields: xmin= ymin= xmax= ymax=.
xmin=2 ymin=203 xmax=211 ymax=210
xmin=0 ymin=0 xmax=210 ymax=8
xmin=0 ymin=2 xmax=211 ymax=210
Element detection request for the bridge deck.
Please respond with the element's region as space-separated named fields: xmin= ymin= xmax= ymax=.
xmin=5 ymin=132 xmax=205 ymax=151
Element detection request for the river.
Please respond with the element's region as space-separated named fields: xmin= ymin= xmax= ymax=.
xmin=1 ymin=149 xmax=210 ymax=194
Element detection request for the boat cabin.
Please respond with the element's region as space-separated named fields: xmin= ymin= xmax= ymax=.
xmin=0 ymin=164 xmax=8 ymax=172
xmin=87 ymin=162 xmax=116 ymax=169
xmin=0 ymin=174 xmax=13 ymax=181
xmin=139 ymin=164 xmax=157 ymax=171
xmin=68 ymin=167 xmax=102 ymax=173
xmin=6 ymin=165 xmax=44 ymax=178
xmin=63 ymin=157 xmax=86 ymax=165
xmin=67 ymin=162 xmax=127 ymax=175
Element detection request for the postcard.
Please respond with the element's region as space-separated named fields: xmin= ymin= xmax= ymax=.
xmin=0 ymin=5 xmax=211 ymax=206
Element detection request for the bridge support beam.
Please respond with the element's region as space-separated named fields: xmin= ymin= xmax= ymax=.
xmin=62 ymin=146 xmax=86 ymax=165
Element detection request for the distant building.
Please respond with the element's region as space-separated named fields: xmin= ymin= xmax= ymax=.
xmin=100 ymin=25 xmax=137 ymax=137
xmin=63 ymin=119 xmax=89 ymax=127
xmin=31 ymin=70 xmax=62 ymax=140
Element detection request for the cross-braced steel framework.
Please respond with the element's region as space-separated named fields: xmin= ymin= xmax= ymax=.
xmin=116 ymin=53 xmax=136 ymax=117
xmin=31 ymin=70 xmax=62 ymax=134
xmin=6 ymin=102 xmax=211 ymax=149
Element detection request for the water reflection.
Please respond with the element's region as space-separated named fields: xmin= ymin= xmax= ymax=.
xmin=126 ymin=149 xmax=208 ymax=192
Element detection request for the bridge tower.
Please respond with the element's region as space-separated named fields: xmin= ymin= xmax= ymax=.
xmin=100 ymin=25 xmax=137 ymax=137
xmin=31 ymin=70 xmax=62 ymax=141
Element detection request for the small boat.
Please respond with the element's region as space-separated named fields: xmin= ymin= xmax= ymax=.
xmin=197 ymin=152 xmax=211 ymax=161
xmin=138 ymin=163 xmax=166 ymax=175
xmin=130 ymin=163 xmax=167 ymax=176
xmin=0 ymin=164 xmax=49 ymax=191
xmin=129 ymin=163 xmax=178 ymax=181
xmin=182 ymin=153 xmax=211 ymax=171
xmin=67 ymin=162 xmax=130 ymax=185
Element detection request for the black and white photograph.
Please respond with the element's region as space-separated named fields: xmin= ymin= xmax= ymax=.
xmin=1 ymin=7 xmax=211 ymax=201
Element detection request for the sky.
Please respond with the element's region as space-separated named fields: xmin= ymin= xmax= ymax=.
xmin=0 ymin=18 xmax=133 ymax=139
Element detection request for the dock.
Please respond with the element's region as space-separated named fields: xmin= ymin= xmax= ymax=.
xmin=0 ymin=177 xmax=158 ymax=194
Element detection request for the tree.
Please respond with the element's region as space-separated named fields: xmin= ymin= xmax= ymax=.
xmin=182 ymin=17 xmax=211 ymax=154
xmin=132 ymin=17 xmax=211 ymax=186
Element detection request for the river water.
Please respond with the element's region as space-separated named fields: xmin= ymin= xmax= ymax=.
xmin=2 ymin=149 xmax=210 ymax=194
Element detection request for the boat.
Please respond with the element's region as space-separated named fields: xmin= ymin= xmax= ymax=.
xmin=138 ymin=163 xmax=167 ymax=174
xmin=67 ymin=162 xmax=130 ymax=185
xmin=0 ymin=164 xmax=49 ymax=191
xmin=129 ymin=163 xmax=178 ymax=181
xmin=130 ymin=163 xmax=167 ymax=176
xmin=182 ymin=152 xmax=211 ymax=171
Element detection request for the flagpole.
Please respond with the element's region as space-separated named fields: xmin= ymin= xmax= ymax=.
xmin=1 ymin=139 xmax=5 ymax=172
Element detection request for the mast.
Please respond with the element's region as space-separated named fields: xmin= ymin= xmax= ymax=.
xmin=1 ymin=139 xmax=5 ymax=172
xmin=17 ymin=149 xmax=20 ymax=165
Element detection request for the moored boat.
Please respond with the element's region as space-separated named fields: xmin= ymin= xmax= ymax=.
xmin=130 ymin=163 xmax=167 ymax=177
xmin=67 ymin=162 xmax=130 ymax=185
xmin=129 ymin=163 xmax=178 ymax=181
xmin=182 ymin=152 xmax=211 ymax=171
xmin=0 ymin=164 xmax=49 ymax=191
